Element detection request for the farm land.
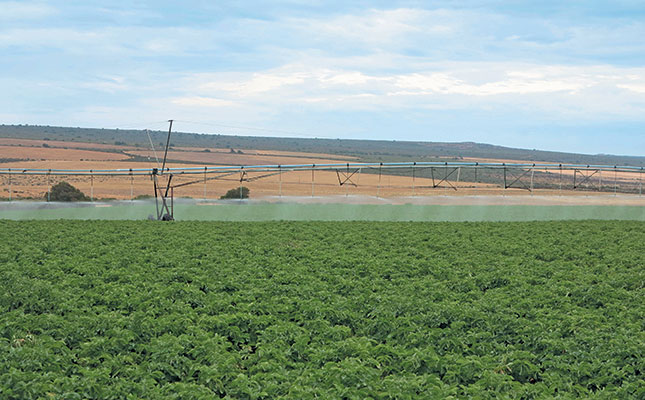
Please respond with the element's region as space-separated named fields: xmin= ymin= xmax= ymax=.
xmin=1 ymin=220 xmax=644 ymax=399
xmin=1 ymin=136 xmax=644 ymax=201
xmin=0 ymin=138 xmax=489 ymax=200
xmin=1 ymin=125 xmax=644 ymax=399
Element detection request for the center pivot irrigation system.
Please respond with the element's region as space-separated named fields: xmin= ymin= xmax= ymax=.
xmin=2 ymin=120 xmax=645 ymax=220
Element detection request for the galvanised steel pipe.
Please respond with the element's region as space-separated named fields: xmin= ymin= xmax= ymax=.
xmin=1 ymin=162 xmax=643 ymax=176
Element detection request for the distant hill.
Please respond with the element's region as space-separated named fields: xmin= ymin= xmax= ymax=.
xmin=1 ymin=124 xmax=644 ymax=166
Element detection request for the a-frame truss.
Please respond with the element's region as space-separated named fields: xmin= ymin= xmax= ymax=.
xmin=573 ymin=168 xmax=600 ymax=190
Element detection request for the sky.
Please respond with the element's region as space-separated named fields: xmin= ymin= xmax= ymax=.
xmin=1 ymin=1 xmax=645 ymax=156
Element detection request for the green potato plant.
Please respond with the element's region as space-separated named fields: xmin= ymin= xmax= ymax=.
xmin=0 ymin=220 xmax=643 ymax=399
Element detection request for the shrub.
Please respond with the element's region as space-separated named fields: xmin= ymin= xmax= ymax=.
xmin=46 ymin=181 xmax=90 ymax=201
xmin=220 ymin=187 xmax=250 ymax=199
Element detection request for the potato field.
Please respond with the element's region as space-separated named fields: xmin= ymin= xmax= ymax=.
xmin=1 ymin=220 xmax=643 ymax=399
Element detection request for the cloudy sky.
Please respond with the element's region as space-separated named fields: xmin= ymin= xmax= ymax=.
xmin=2 ymin=1 xmax=645 ymax=155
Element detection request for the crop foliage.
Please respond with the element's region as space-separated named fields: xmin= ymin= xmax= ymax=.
xmin=0 ymin=220 xmax=643 ymax=399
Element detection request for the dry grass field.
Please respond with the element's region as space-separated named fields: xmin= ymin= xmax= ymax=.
xmin=168 ymin=146 xmax=357 ymax=161
xmin=0 ymin=138 xmax=139 ymax=151
xmin=464 ymin=157 xmax=641 ymax=181
xmin=124 ymin=149 xmax=351 ymax=166
xmin=0 ymin=145 xmax=130 ymax=161
xmin=0 ymin=166 xmax=496 ymax=200
xmin=1 ymin=138 xmax=643 ymax=202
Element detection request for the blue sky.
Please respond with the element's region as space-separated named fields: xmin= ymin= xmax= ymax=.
xmin=2 ymin=1 xmax=645 ymax=156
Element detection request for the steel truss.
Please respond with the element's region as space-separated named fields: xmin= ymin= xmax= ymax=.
xmin=573 ymin=168 xmax=600 ymax=190
xmin=503 ymin=164 xmax=535 ymax=191
xmin=430 ymin=165 xmax=460 ymax=190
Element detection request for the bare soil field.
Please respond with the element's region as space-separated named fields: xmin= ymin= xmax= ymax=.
xmin=0 ymin=164 xmax=493 ymax=200
xmin=462 ymin=157 xmax=555 ymax=164
xmin=124 ymin=150 xmax=356 ymax=166
xmin=540 ymin=167 xmax=641 ymax=181
xmin=0 ymin=138 xmax=139 ymax=151
xmin=0 ymin=138 xmax=356 ymax=161
xmin=0 ymin=146 xmax=130 ymax=161
xmin=1 ymin=139 xmax=643 ymax=203
xmin=171 ymin=146 xmax=356 ymax=161
xmin=5 ymin=163 xmax=641 ymax=204
xmin=461 ymin=157 xmax=644 ymax=189
xmin=250 ymin=149 xmax=357 ymax=160
xmin=0 ymin=160 xmax=192 ymax=170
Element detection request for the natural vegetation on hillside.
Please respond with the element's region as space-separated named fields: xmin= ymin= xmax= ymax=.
xmin=2 ymin=124 xmax=644 ymax=166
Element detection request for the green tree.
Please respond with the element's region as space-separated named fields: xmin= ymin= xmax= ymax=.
xmin=220 ymin=186 xmax=250 ymax=199
xmin=46 ymin=181 xmax=90 ymax=201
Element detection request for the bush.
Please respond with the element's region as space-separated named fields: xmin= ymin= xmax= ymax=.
xmin=46 ymin=181 xmax=90 ymax=201
xmin=220 ymin=187 xmax=250 ymax=199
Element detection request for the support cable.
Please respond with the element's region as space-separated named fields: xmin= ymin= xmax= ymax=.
xmin=145 ymin=129 xmax=161 ymax=170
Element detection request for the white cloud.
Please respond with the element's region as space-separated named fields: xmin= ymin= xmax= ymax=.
xmin=320 ymin=72 xmax=380 ymax=86
xmin=0 ymin=1 xmax=57 ymax=20
xmin=392 ymin=68 xmax=592 ymax=97
xmin=79 ymin=76 xmax=128 ymax=93
xmin=617 ymin=84 xmax=645 ymax=94
xmin=295 ymin=8 xmax=458 ymax=50
xmin=0 ymin=26 xmax=217 ymax=56
xmin=174 ymin=62 xmax=645 ymax=117
xmin=200 ymin=72 xmax=309 ymax=95
xmin=171 ymin=96 xmax=237 ymax=108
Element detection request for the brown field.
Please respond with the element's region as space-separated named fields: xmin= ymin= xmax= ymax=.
xmin=0 ymin=146 xmax=130 ymax=161
xmin=0 ymin=138 xmax=139 ymax=151
xmin=3 ymin=169 xmax=642 ymax=205
xmin=462 ymin=157 xmax=555 ymax=164
xmin=250 ymin=149 xmax=357 ymax=160
xmin=0 ymin=138 xmax=355 ymax=161
xmin=464 ymin=157 xmax=644 ymax=184
xmin=0 ymin=162 xmax=495 ymax=200
xmin=171 ymin=146 xmax=356 ymax=161
xmin=540 ymin=167 xmax=642 ymax=181
xmin=124 ymin=150 xmax=355 ymax=166
xmin=0 ymin=138 xmax=643 ymax=201
xmin=0 ymin=160 xmax=203 ymax=172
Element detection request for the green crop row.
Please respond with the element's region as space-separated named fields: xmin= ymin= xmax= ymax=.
xmin=0 ymin=220 xmax=643 ymax=399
